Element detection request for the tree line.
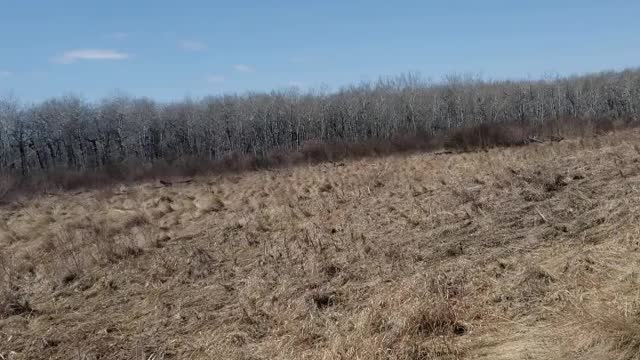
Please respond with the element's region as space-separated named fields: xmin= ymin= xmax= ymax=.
xmin=1 ymin=68 xmax=639 ymax=179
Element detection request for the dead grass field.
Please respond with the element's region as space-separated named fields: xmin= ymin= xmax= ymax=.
xmin=3 ymin=129 xmax=640 ymax=359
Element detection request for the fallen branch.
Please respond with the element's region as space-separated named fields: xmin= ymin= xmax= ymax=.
xmin=535 ymin=206 xmax=548 ymax=223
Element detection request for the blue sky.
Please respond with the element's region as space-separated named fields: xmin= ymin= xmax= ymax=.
xmin=1 ymin=0 xmax=639 ymax=102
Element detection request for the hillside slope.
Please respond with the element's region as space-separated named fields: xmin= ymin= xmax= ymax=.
xmin=2 ymin=130 xmax=640 ymax=359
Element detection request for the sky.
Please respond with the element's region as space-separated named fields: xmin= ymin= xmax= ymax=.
xmin=1 ymin=0 xmax=639 ymax=102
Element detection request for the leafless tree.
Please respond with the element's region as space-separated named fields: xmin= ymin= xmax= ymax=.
xmin=1 ymin=68 xmax=639 ymax=179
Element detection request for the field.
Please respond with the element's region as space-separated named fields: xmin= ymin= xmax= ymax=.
xmin=2 ymin=129 xmax=640 ymax=359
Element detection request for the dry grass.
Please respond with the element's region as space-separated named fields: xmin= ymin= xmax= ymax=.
xmin=3 ymin=117 xmax=617 ymax=204
xmin=2 ymin=129 xmax=640 ymax=359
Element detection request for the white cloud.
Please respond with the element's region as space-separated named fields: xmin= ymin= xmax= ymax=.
xmin=206 ymin=75 xmax=225 ymax=83
xmin=178 ymin=40 xmax=207 ymax=52
xmin=288 ymin=81 xmax=303 ymax=87
xmin=0 ymin=71 xmax=11 ymax=78
xmin=53 ymin=49 xmax=130 ymax=64
xmin=233 ymin=64 xmax=254 ymax=73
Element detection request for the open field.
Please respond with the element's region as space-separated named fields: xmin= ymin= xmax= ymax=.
xmin=2 ymin=129 xmax=640 ymax=359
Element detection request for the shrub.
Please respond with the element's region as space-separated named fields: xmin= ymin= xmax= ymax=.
xmin=0 ymin=116 xmax=626 ymax=203
xmin=594 ymin=118 xmax=615 ymax=134
xmin=445 ymin=122 xmax=528 ymax=150
xmin=301 ymin=140 xmax=331 ymax=163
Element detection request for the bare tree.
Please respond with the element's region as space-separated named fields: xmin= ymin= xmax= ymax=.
xmin=1 ymin=68 xmax=640 ymax=180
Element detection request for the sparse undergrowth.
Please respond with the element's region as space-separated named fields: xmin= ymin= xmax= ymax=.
xmin=2 ymin=129 xmax=640 ymax=359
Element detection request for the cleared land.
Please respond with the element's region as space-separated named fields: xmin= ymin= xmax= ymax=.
xmin=2 ymin=130 xmax=640 ymax=359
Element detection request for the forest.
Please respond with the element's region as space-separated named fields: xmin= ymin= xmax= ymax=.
xmin=1 ymin=68 xmax=639 ymax=186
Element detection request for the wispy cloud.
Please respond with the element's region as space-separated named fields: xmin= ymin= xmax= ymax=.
xmin=0 ymin=71 xmax=11 ymax=78
xmin=53 ymin=49 xmax=130 ymax=64
xmin=233 ymin=64 xmax=255 ymax=73
xmin=206 ymin=75 xmax=225 ymax=83
xmin=288 ymin=81 xmax=303 ymax=87
xmin=178 ymin=40 xmax=207 ymax=52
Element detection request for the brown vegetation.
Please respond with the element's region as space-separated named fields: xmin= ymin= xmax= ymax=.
xmin=2 ymin=68 xmax=640 ymax=200
xmin=2 ymin=128 xmax=640 ymax=358
xmin=2 ymin=115 xmax=635 ymax=204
